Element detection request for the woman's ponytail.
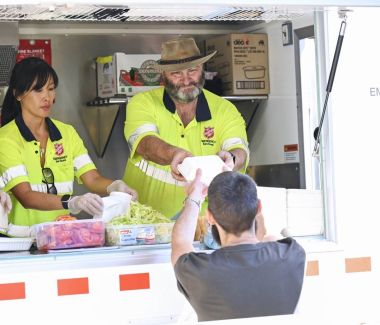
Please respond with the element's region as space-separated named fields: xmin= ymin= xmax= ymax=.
xmin=1 ymin=88 xmax=21 ymax=126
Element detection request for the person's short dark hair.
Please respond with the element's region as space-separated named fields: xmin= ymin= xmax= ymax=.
xmin=208 ymin=171 xmax=259 ymax=235
xmin=1 ymin=57 xmax=58 ymax=126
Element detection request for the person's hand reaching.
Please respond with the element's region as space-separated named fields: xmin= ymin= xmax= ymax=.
xmin=184 ymin=168 xmax=208 ymax=205
xmin=0 ymin=191 xmax=12 ymax=215
xmin=106 ymin=180 xmax=138 ymax=201
xmin=68 ymin=193 xmax=104 ymax=216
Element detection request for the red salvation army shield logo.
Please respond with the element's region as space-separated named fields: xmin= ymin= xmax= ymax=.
xmin=54 ymin=143 xmax=64 ymax=156
xmin=203 ymin=127 xmax=214 ymax=139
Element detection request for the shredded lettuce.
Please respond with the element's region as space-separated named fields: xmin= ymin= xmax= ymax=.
xmin=109 ymin=201 xmax=172 ymax=225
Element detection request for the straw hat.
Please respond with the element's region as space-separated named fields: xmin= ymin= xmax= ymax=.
xmin=156 ymin=37 xmax=217 ymax=72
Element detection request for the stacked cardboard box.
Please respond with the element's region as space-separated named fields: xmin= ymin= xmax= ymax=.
xmin=206 ymin=34 xmax=269 ymax=96
xmin=96 ymin=53 xmax=162 ymax=98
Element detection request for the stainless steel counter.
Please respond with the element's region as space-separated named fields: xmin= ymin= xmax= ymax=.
xmin=0 ymin=244 xmax=171 ymax=273
xmin=0 ymin=242 xmax=204 ymax=274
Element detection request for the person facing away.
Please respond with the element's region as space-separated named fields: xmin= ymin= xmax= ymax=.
xmin=171 ymin=169 xmax=306 ymax=322
xmin=0 ymin=57 xmax=137 ymax=237
xmin=123 ymin=37 xmax=249 ymax=218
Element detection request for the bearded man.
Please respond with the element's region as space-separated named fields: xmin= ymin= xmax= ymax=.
xmin=122 ymin=37 xmax=249 ymax=218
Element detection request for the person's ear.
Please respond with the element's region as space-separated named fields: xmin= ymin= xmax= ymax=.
xmin=205 ymin=208 xmax=216 ymax=225
xmin=256 ymin=199 xmax=262 ymax=215
xmin=13 ymin=90 xmax=19 ymax=101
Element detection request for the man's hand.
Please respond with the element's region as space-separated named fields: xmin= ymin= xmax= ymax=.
xmin=170 ymin=148 xmax=193 ymax=181
xmin=0 ymin=191 xmax=12 ymax=215
xmin=217 ymin=150 xmax=234 ymax=171
xmin=68 ymin=193 xmax=104 ymax=216
xmin=106 ymin=180 xmax=138 ymax=201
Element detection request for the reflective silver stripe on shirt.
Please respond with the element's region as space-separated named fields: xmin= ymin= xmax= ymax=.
xmin=31 ymin=181 xmax=73 ymax=194
xmin=0 ymin=165 xmax=28 ymax=188
xmin=74 ymin=153 xmax=94 ymax=171
xmin=128 ymin=123 xmax=159 ymax=148
xmin=221 ymin=137 xmax=249 ymax=154
xmin=134 ymin=159 xmax=186 ymax=187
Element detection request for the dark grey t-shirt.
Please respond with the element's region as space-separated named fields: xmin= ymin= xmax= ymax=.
xmin=174 ymin=237 xmax=306 ymax=322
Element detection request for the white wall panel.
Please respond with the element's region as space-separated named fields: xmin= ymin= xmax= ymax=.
xmin=250 ymin=15 xmax=313 ymax=165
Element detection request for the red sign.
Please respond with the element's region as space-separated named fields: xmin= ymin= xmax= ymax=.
xmin=284 ymin=144 xmax=298 ymax=152
xmin=203 ymin=126 xmax=215 ymax=139
xmin=54 ymin=143 xmax=64 ymax=156
xmin=16 ymin=39 xmax=52 ymax=65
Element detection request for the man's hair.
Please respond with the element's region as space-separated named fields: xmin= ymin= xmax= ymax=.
xmin=208 ymin=171 xmax=258 ymax=235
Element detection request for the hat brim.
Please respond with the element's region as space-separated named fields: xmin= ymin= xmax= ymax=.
xmin=156 ymin=50 xmax=217 ymax=72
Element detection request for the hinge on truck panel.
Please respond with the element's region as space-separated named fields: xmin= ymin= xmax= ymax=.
xmin=312 ymin=12 xmax=349 ymax=158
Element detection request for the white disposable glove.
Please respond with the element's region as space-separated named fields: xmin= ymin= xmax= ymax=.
xmin=0 ymin=191 xmax=12 ymax=215
xmin=106 ymin=180 xmax=138 ymax=201
xmin=68 ymin=193 xmax=104 ymax=216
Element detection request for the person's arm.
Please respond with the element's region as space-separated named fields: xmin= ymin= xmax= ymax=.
xmin=171 ymin=169 xmax=207 ymax=265
xmin=11 ymin=182 xmax=66 ymax=210
xmin=80 ymin=169 xmax=113 ymax=196
xmin=136 ymin=135 xmax=181 ymax=165
xmin=10 ymin=182 xmax=104 ymax=216
xmin=218 ymin=148 xmax=247 ymax=171
xmin=137 ymin=135 xmax=193 ymax=181
xmin=216 ymin=99 xmax=250 ymax=171
xmin=80 ymin=169 xmax=138 ymax=200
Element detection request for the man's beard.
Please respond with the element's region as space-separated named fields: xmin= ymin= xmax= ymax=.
xmin=163 ymin=71 xmax=205 ymax=103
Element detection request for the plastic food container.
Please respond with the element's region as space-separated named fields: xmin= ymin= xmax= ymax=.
xmin=94 ymin=192 xmax=132 ymax=222
xmin=178 ymin=155 xmax=227 ymax=186
xmin=105 ymin=222 xmax=174 ymax=246
xmin=35 ymin=219 xmax=105 ymax=250
xmin=0 ymin=237 xmax=34 ymax=251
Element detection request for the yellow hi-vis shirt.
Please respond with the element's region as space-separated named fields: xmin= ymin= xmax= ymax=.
xmin=123 ymin=87 xmax=249 ymax=218
xmin=0 ymin=115 xmax=96 ymax=226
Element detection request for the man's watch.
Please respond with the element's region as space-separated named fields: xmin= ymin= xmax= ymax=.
xmin=229 ymin=151 xmax=236 ymax=165
xmin=61 ymin=194 xmax=71 ymax=210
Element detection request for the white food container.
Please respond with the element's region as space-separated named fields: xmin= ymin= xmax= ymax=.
xmin=178 ymin=155 xmax=227 ymax=186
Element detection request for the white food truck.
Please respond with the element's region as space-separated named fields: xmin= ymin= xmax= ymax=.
xmin=0 ymin=1 xmax=379 ymax=324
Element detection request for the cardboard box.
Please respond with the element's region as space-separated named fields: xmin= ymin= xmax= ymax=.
xmin=96 ymin=53 xmax=162 ymax=98
xmin=205 ymin=34 xmax=269 ymax=95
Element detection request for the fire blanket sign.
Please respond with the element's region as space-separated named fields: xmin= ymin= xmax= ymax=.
xmin=16 ymin=39 xmax=52 ymax=65
xmin=284 ymin=144 xmax=299 ymax=163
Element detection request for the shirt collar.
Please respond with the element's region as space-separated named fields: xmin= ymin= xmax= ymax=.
xmin=163 ymin=89 xmax=212 ymax=122
xmin=15 ymin=114 xmax=62 ymax=142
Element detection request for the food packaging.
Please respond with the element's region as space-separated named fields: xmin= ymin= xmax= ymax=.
xmin=34 ymin=219 xmax=105 ymax=250
xmin=94 ymin=192 xmax=132 ymax=223
xmin=105 ymin=222 xmax=174 ymax=246
xmin=96 ymin=53 xmax=162 ymax=98
xmin=206 ymin=33 xmax=269 ymax=96
xmin=178 ymin=155 xmax=227 ymax=186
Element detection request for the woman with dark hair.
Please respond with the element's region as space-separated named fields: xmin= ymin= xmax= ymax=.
xmin=0 ymin=57 xmax=137 ymax=237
